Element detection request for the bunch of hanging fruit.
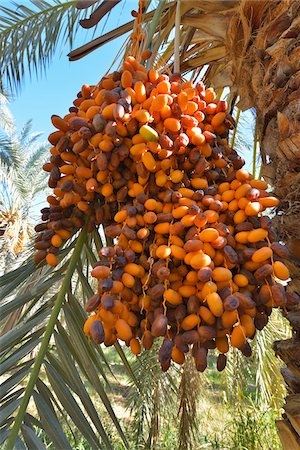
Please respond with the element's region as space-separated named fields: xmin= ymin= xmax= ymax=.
xmin=34 ymin=53 xmax=293 ymax=372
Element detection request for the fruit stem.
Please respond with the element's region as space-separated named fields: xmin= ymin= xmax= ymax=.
xmin=145 ymin=0 xmax=166 ymax=50
xmin=5 ymin=226 xmax=87 ymax=450
xmin=174 ymin=0 xmax=181 ymax=73
xmin=230 ymin=107 xmax=241 ymax=149
xmin=253 ymin=119 xmax=258 ymax=178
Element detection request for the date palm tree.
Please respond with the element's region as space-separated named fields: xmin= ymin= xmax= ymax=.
xmin=80 ymin=2 xmax=297 ymax=447
xmin=0 ymin=92 xmax=21 ymax=170
xmin=0 ymin=96 xmax=48 ymax=267
xmin=0 ymin=1 xmax=299 ymax=449
xmin=0 ymin=101 xmax=50 ymax=336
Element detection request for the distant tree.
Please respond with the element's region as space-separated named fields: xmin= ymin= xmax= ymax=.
xmin=0 ymin=93 xmax=48 ymax=266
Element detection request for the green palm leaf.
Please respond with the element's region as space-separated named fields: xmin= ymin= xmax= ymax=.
xmin=21 ymin=424 xmax=47 ymax=450
xmin=0 ymin=93 xmax=22 ymax=171
xmin=0 ymin=0 xmax=93 ymax=90
xmin=0 ymin=134 xmax=15 ymax=168
xmin=32 ymin=391 xmax=73 ymax=450
xmin=254 ymin=310 xmax=290 ymax=409
xmin=0 ymin=227 xmax=134 ymax=449
xmin=0 ymin=92 xmax=15 ymax=131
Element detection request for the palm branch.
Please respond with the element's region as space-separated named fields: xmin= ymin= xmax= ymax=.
xmin=126 ymin=342 xmax=178 ymax=449
xmin=1 ymin=229 xmax=137 ymax=449
xmin=0 ymin=92 xmax=14 ymax=130
xmin=0 ymin=134 xmax=14 ymax=169
xmin=0 ymin=92 xmax=21 ymax=170
xmin=0 ymin=0 xmax=105 ymax=90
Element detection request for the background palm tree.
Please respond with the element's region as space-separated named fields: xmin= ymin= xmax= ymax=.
xmin=0 ymin=106 xmax=48 ymax=268
xmin=0 ymin=92 xmax=21 ymax=170
xmin=0 ymin=1 xmax=299 ymax=449
xmin=0 ymin=98 xmax=51 ymax=336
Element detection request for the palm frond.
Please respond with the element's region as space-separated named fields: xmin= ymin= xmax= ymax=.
xmin=0 ymin=134 xmax=14 ymax=168
xmin=1 ymin=229 xmax=133 ymax=449
xmin=21 ymin=144 xmax=49 ymax=199
xmin=69 ymin=0 xmax=236 ymax=78
xmin=0 ymin=0 xmax=94 ymax=90
xmin=254 ymin=310 xmax=291 ymax=409
xmin=0 ymin=95 xmax=23 ymax=171
xmin=0 ymin=91 xmax=15 ymax=133
xmin=223 ymin=309 xmax=290 ymax=410
xmin=68 ymin=4 xmax=174 ymax=61
xmin=17 ymin=120 xmax=33 ymax=145
xmin=24 ymin=144 xmax=48 ymax=172
xmin=126 ymin=342 xmax=178 ymax=449
xmin=0 ymin=140 xmax=24 ymax=174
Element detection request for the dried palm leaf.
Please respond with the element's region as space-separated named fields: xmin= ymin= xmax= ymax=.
xmin=75 ymin=0 xmax=99 ymax=10
xmin=79 ymin=0 xmax=121 ymax=29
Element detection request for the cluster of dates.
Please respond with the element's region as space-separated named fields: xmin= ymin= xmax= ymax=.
xmin=34 ymin=55 xmax=294 ymax=371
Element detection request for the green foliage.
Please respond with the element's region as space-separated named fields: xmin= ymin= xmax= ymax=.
xmin=0 ymin=0 xmax=91 ymax=90
xmin=0 ymin=229 xmax=135 ymax=449
xmin=224 ymin=401 xmax=281 ymax=450
xmin=126 ymin=342 xmax=178 ymax=449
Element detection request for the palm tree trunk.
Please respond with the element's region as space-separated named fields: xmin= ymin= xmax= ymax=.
xmin=228 ymin=1 xmax=300 ymax=447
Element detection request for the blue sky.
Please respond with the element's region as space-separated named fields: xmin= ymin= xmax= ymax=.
xmin=8 ymin=1 xmax=134 ymax=137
